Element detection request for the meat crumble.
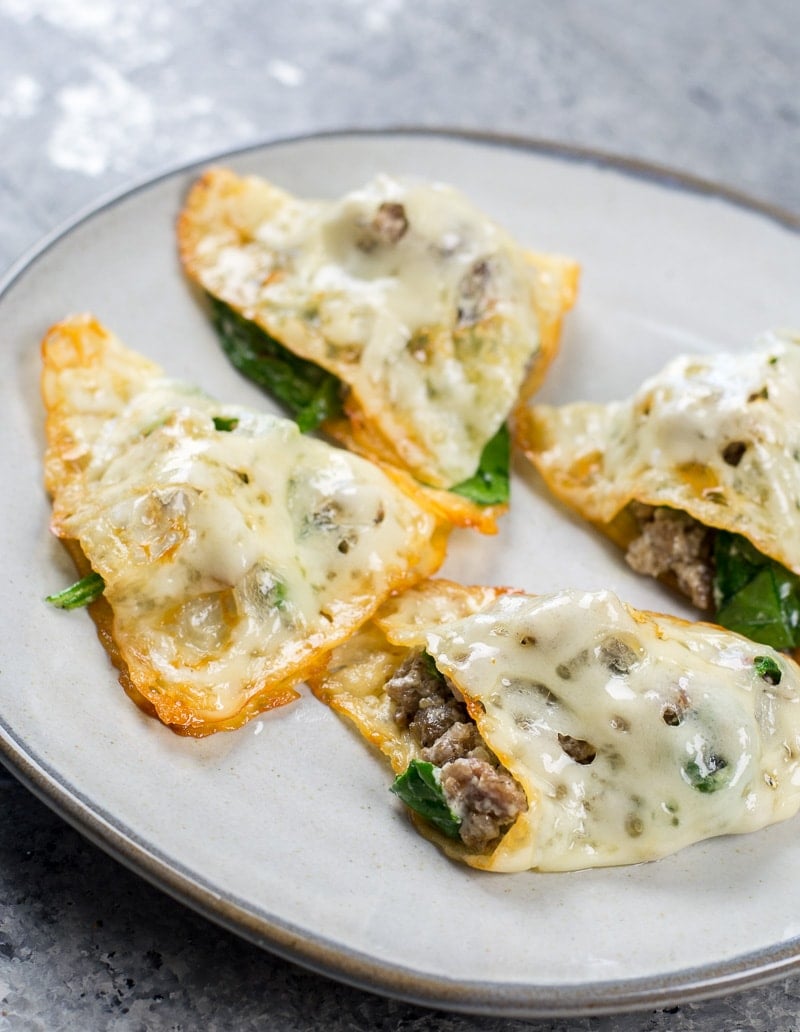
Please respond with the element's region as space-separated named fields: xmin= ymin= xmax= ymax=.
xmin=624 ymin=503 xmax=715 ymax=610
xmin=456 ymin=258 xmax=493 ymax=327
xmin=356 ymin=201 xmax=409 ymax=251
xmin=385 ymin=652 xmax=527 ymax=852
xmin=440 ymin=757 xmax=527 ymax=852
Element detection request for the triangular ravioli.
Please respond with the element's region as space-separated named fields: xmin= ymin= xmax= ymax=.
xmin=517 ymin=331 xmax=800 ymax=648
xmin=42 ymin=315 xmax=448 ymax=735
xmin=311 ymin=580 xmax=800 ymax=872
xmin=178 ymin=168 xmax=579 ymax=532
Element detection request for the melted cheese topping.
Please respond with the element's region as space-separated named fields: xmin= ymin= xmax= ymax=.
xmin=311 ymin=581 xmax=800 ymax=872
xmin=42 ymin=316 xmax=446 ymax=734
xmin=518 ymin=331 xmax=800 ymax=573
xmin=427 ymin=590 xmax=800 ymax=871
xmin=179 ymin=168 xmax=578 ymax=489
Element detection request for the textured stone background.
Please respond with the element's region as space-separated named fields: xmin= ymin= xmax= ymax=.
xmin=1 ymin=1 xmax=799 ymax=1028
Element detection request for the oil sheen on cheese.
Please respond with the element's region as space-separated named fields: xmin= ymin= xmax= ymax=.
xmin=196 ymin=174 xmax=542 ymax=487
xmin=44 ymin=318 xmax=443 ymax=730
xmin=425 ymin=589 xmax=800 ymax=871
xmin=526 ymin=331 xmax=800 ymax=576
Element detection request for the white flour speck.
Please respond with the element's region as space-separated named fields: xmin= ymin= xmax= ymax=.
xmin=267 ymin=60 xmax=306 ymax=87
xmin=0 ymin=0 xmax=175 ymax=66
xmin=343 ymin=0 xmax=405 ymax=34
xmin=47 ymin=60 xmax=154 ymax=175
xmin=0 ymin=0 xmax=115 ymax=31
xmin=45 ymin=58 xmax=257 ymax=178
xmin=0 ymin=74 xmax=43 ymax=119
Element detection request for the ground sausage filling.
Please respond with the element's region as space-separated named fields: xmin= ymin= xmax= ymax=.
xmin=385 ymin=651 xmax=527 ymax=852
xmin=624 ymin=503 xmax=716 ymax=611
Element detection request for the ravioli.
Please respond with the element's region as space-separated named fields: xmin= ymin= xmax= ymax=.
xmin=42 ymin=315 xmax=448 ymax=735
xmin=517 ymin=331 xmax=800 ymax=649
xmin=310 ymin=580 xmax=800 ymax=872
xmin=178 ymin=168 xmax=579 ymax=532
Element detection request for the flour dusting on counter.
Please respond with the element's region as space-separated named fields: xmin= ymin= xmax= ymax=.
xmin=48 ymin=60 xmax=153 ymax=175
xmin=267 ymin=60 xmax=305 ymax=87
xmin=0 ymin=74 xmax=42 ymax=119
xmin=344 ymin=0 xmax=406 ymax=34
xmin=46 ymin=58 xmax=256 ymax=177
xmin=0 ymin=0 xmax=174 ymax=63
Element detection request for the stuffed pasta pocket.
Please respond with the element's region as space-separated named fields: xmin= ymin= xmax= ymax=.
xmin=178 ymin=168 xmax=579 ymax=533
xmin=310 ymin=580 xmax=800 ymax=872
xmin=42 ymin=315 xmax=448 ymax=736
xmin=517 ymin=330 xmax=800 ymax=652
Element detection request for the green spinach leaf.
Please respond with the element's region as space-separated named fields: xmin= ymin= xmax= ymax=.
xmin=450 ymin=422 xmax=510 ymax=506
xmin=682 ymin=760 xmax=730 ymax=794
xmin=713 ymin=531 xmax=800 ymax=650
xmin=212 ymin=415 xmax=239 ymax=432
xmin=754 ymin=655 xmax=782 ymax=684
xmin=682 ymin=752 xmax=730 ymax=794
xmin=390 ymin=759 xmax=462 ymax=839
xmin=46 ymin=572 xmax=105 ymax=610
xmin=211 ymin=295 xmax=508 ymax=507
xmin=209 ymin=296 xmax=343 ymax=433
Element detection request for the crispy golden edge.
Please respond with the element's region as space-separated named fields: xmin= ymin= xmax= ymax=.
xmin=178 ymin=168 xmax=580 ymax=534
xmin=514 ymin=405 xmax=624 ymax=535
xmin=516 ymin=406 xmax=724 ymax=613
xmin=177 ymin=166 xmax=285 ymax=266
xmin=326 ymin=251 xmax=579 ymax=535
xmin=42 ymin=314 xmax=162 ymax=524
xmin=517 ymin=406 xmax=800 ymax=663
xmin=307 ymin=579 xmax=540 ymax=872
xmin=42 ymin=315 xmax=450 ymax=736
xmin=516 ymin=251 xmax=580 ymax=407
xmin=41 ymin=316 xmax=306 ymax=735
xmin=311 ymin=582 xmax=800 ymax=869
xmin=58 ymin=539 xmax=304 ymax=736
xmin=323 ymin=405 xmax=506 ymax=533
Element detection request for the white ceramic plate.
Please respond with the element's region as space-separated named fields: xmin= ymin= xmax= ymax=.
xmin=2 ymin=131 xmax=800 ymax=1018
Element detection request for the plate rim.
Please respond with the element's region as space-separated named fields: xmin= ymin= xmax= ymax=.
xmin=3 ymin=125 xmax=800 ymax=1019
xmin=2 ymin=126 xmax=798 ymax=296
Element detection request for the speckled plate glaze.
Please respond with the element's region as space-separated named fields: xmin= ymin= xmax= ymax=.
xmin=2 ymin=130 xmax=800 ymax=1018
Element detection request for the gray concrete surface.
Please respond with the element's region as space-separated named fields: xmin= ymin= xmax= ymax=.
xmin=1 ymin=1 xmax=799 ymax=1028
